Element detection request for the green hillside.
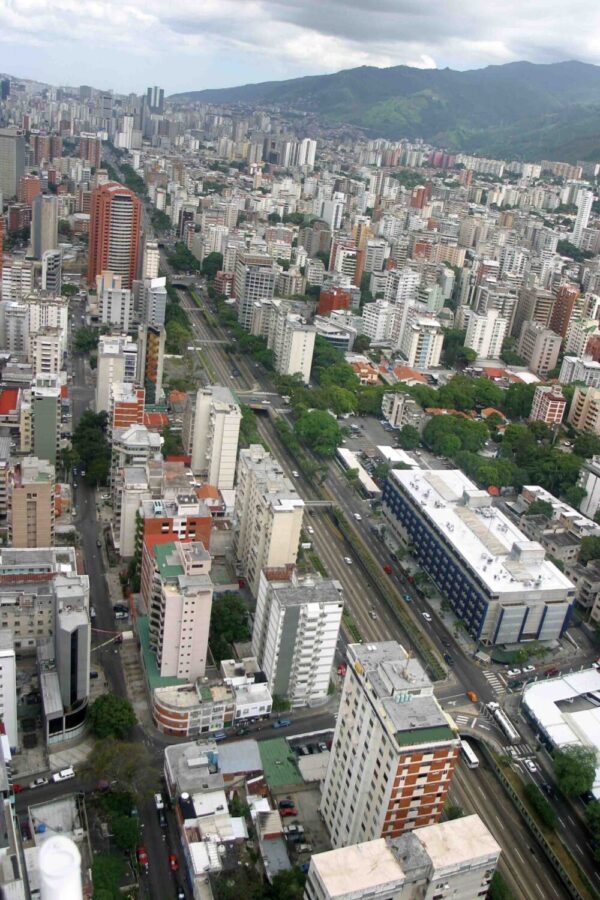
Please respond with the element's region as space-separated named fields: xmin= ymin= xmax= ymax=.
xmin=170 ymin=60 xmax=600 ymax=161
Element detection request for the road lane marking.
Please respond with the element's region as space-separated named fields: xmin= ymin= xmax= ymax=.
xmin=557 ymin=816 xmax=565 ymax=826
xmin=513 ymin=847 xmax=525 ymax=863
xmin=575 ymin=843 xmax=583 ymax=855
xmin=494 ymin=814 xmax=505 ymax=830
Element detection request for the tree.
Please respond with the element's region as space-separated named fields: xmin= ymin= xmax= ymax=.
xmin=201 ymin=251 xmax=223 ymax=280
xmin=73 ymin=327 xmax=99 ymax=354
xmin=488 ymin=871 xmax=512 ymax=900
xmin=270 ymin=869 xmax=306 ymax=900
xmin=72 ymin=410 xmax=111 ymax=485
xmin=165 ymin=319 xmax=192 ymax=354
xmin=397 ymin=425 xmax=420 ymax=450
xmin=523 ymin=783 xmax=557 ymax=830
xmin=58 ymin=219 xmax=73 ymax=238
xmin=61 ymin=282 xmax=79 ymax=297
xmin=525 ymin=499 xmax=553 ymax=518
xmin=161 ymin=426 xmax=183 ymax=458
xmin=353 ymin=333 xmax=371 ymax=354
xmin=504 ymin=382 xmax=536 ymax=419
xmin=553 ymin=745 xmax=597 ymax=796
xmin=580 ymin=536 xmax=600 ymax=564
xmin=92 ymin=854 xmax=125 ymax=899
xmin=88 ymin=694 xmax=137 ymax=739
xmin=557 ymin=239 xmax=594 ymax=263
xmin=209 ymin=593 xmax=250 ymax=664
xmin=84 ymin=739 xmax=159 ymax=801
xmin=268 ymin=212 xmax=281 ymax=223
xmin=445 ymin=803 xmax=465 ymax=820
xmin=574 ymin=432 xmax=600 ymax=458
xmin=295 ymin=410 xmax=342 ymax=457
xmin=111 ymin=815 xmax=140 ymax=851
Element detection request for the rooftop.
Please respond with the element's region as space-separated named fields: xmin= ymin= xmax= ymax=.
xmin=413 ymin=814 xmax=501 ymax=869
xmin=258 ymin=738 xmax=304 ymax=788
xmin=311 ymin=839 xmax=405 ymax=895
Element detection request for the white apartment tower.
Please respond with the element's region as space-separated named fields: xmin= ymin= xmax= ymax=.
xmin=573 ymin=189 xmax=594 ymax=248
xmin=95 ymin=334 xmax=138 ymax=412
xmin=142 ymin=239 xmax=160 ymax=279
xmin=464 ymin=308 xmax=508 ymax=359
xmin=234 ymin=445 xmax=305 ymax=597
xmin=0 ymin=631 xmax=18 ymax=749
xmin=320 ymin=642 xmax=460 ymax=848
xmin=401 ymin=316 xmax=444 ymax=369
xmin=41 ymin=249 xmax=62 ymax=294
xmin=30 ymin=328 xmax=62 ymax=376
xmin=252 ymin=570 xmax=343 ymax=707
xmin=142 ymin=276 xmax=167 ymax=327
xmin=267 ymin=304 xmax=316 ymax=383
xmin=234 ymin=252 xmax=277 ymax=330
xmin=190 ymin=385 xmax=241 ymax=489
xmin=97 ymin=272 xmax=132 ymax=332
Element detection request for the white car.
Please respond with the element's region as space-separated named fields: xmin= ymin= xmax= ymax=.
xmin=422 ymin=612 xmax=432 ymax=622
xmin=353 ymin=513 xmax=362 ymax=521
xmin=525 ymin=758 xmax=538 ymax=774
xmin=29 ymin=777 xmax=49 ymax=790
xmin=307 ymin=526 xmax=314 ymax=535
xmin=507 ymin=668 xmax=521 ymax=677
xmin=52 ymin=767 xmax=75 ymax=783
xmin=522 ymin=665 xmax=535 ymax=673
xmin=292 ymin=470 xmax=299 ymax=478
xmin=344 ymin=557 xmax=353 ymax=565
xmin=369 ymin=611 xmax=378 ymax=620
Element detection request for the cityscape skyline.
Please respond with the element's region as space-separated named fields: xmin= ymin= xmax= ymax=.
xmin=2 ymin=0 xmax=600 ymax=94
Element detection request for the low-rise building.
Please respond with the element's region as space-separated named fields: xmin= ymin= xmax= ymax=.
xmin=381 ymin=392 xmax=426 ymax=430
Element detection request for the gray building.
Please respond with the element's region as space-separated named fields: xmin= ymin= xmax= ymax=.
xmin=31 ymin=194 xmax=58 ymax=259
xmin=0 ymin=128 xmax=25 ymax=199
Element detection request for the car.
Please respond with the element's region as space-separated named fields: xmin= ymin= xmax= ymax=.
xmin=137 ymin=846 xmax=149 ymax=870
xmin=52 ymin=767 xmax=75 ymax=783
xmin=114 ymin=611 xmax=128 ymax=620
xmin=404 ymin=594 xmax=412 ymax=603
xmin=522 ymin=665 xmax=535 ymax=673
xmin=318 ymin=742 xmax=328 ymax=752
xmin=158 ymin=809 xmax=167 ymax=828
xmin=177 ymin=890 xmax=185 ymax=899
xmin=422 ymin=612 xmax=432 ymax=622
xmin=279 ymin=799 xmax=297 ymax=809
xmin=89 ymin=671 xmax=99 ymax=679
xmin=383 ymin=564 xmax=393 ymax=574
xmin=213 ymin=731 xmax=227 ymax=742
xmin=169 ymin=854 xmax=179 ymax=872
xmin=280 ymin=806 xmax=299 ymax=817
xmin=525 ymin=759 xmax=538 ymax=774
xmin=272 ymin=718 xmax=291 ymax=729
xmin=283 ymin=824 xmax=304 ymax=836
xmin=292 ymin=470 xmax=299 ymax=478
xmin=541 ymin=782 xmax=555 ymax=798
xmin=444 ymin=653 xmax=454 ymax=666
xmin=442 ymin=640 xmax=451 ymax=648
xmin=236 ymin=727 xmax=249 ymax=736
xmin=507 ymin=668 xmax=522 ymax=677
xmin=307 ymin=526 xmax=314 ymax=535
xmin=12 ymin=783 xmax=24 ymax=793
xmin=261 ymin=399 xmax=270 ymax=405
xmin=154 ymin=792 xmax=165 ymax=810
xmin=344 ymin=557 xmax=353 ymax=565
xmin=96 ymin=539 xmax=102 ymax=548
xmin=297 ymin=843 xmax=313 ymax=853
xmin=113 ymin=604 xmax=128 ymax=613
xmin=353 ymin=513 xmax=362 ymax=521
xmin=369 ymin=610 xmax=378 ymax=620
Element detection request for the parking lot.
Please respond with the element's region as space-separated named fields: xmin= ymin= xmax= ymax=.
xmin=275 ymin=782 xmax=331 ymax=856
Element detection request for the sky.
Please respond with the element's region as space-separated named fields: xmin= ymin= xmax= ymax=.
xmin=0 ymin=0 xmax=598 ymax=95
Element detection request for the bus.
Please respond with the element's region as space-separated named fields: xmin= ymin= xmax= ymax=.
xmin=460 ymin=739 xmax=479 ymax=769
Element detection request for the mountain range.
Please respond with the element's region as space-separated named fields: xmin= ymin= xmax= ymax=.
xmin=170 ymin=60 xmax=600 ymax=162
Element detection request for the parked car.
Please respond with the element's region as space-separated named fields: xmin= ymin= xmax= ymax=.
xmin=137 ymin=846 xmax=149 ymax=871
xmin=90 ymin=671 xmax=99 ymax=679
xmin=280 ymin=806 xmax=299 ymax=817
xmin=169 ymin=854 xmax=179 ymax=872
xmin=317 ymin=742 xmax=328 ymax=753
xmin=279 ymin=799 xmax=297 ymax=810
xmin=383 ymin=564 xmax=393 ymax=574
xmin=283 ymin=824 xmax=304 ymax=836
xmin=12 ymin=783 xmax=24 ymax=793
xmin=297 ymin=844 xmax=313 ymax=853
xmin=522 ymin=665 xmax=535 ymax=673
xmin=154 ymin=792 xmax=165 ymax=810
xmin=213 ymin=731 xmax=227 ymax=742
xmin=272 ymin=719 xmax=291 ymax=729
xmin=404 ymin=594 xmax=412 ymax=603
xmin=507 ymin=668 xmax=522 ymax=677
xmin=114 ymin=611 xmax=128 ymax=620
xmin=96 ymin=539 xmax=102 ymax=548
xmin=444 ymin=653 xmax=454 ymax=666
xmin=158 ymin=810 xmax=167 ymax=828
xmin=307 ymin=526 xmax=314 ymax=535
xmin=52 ymin=767 xmax=75 ymax=783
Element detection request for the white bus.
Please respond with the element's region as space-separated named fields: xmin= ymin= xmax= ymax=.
xmin=460 ymin=739 xmax=479 ymax=769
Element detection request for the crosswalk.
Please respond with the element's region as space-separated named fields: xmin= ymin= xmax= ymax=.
xmin=509 ymin=742 xmax=533 ymax=758
xmin=483 ymin=669 xmax=506 ymax=695
xmin=454 ymin=714 xmax=476 ymax=727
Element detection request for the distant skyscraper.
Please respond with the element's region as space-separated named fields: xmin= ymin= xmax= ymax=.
xmin=142 ymin=276 xmax=167 ymax=327
xmin=146 ymin=86 xmax=165 ymax=114
xmin=31 ymin=193 xmax=59 ymax=259
xmin=573 ymin=189 xmax=594 ymax=248
xmin=42 ymin=249 xmax=62 ymax=294
xmin=0 ymin=79 xmax=10 ymax=100
xmin=0 ymin=128 xmax=25 ymax=199
xmin=88 ymin=182 xmax=141 ymax=289
xmin=142 ymin=239 xmax=160 ymax=279
xmin=78 ymin=133 xmax=102 ymax=169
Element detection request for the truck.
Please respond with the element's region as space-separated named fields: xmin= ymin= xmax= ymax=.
xmin=486 ymin=702 xmax=520 ymax=743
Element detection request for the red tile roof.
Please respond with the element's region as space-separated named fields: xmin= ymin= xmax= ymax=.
xmin=143 ymin=412 xmax=169 ymax=429
xmin=0 ymin=388 xmax=19 ymax=416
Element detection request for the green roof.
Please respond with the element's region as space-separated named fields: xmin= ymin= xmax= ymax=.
xmin=394 ymin=725 xmax=456 ymax=747
xmin=258 ymin=738 xmax=304 ymax=788
xmin=137 ymin=616 xmax=186 ymax=692
xmin=153 ymin=542 xmax=183 ymax=579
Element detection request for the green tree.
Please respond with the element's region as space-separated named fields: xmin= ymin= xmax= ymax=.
xmin=504 ymin=382 xmax=536 ymax=419
xmin=523 ymin=783 xmax=557 ymax=830
xmin=161 ymin=426 xmax=183 ymax=458
xmin=525 ymin=499 xmax=554 ymax=518
xmin=88 ymin=694 xmax=136 ymax=739
xmin=397 ymin=425 xmax=420 ymax=450
xmin=445 ymin=803 xmax=465 ymax=820
xmin=209 ymin=593 xmax=250 ymax=664
xmin=91 ymin=854 xmax=125 ymax=900
xmin=165 ymin=319 xmax=192 ymax=354
xmin=72 ymin=410 xmax=111 ymax=486
xmin=488 ymin=871 xmax=513 ymax=900
xmin=111 ymin=815 xmax=140 ymax=851
xmin=73 ymin=327 xmax=99 ymax=354
xmin=84 ymin=739 xmax=159 ymax=801
xmin=441 ymin=329 xmax=477 ymax=368
xmin=353 ymin=333 xmax=371 ymax=353
xmin=553 ymin=745 xmax=597 ymax=796
xmin=61 ymin=282 xmax=79 ymax=297
xmin=574 ymin=432 xmax=600 ymax=458
xmin=201 ymin=251 xmax=223 ymax=280
xmin=268 ymin=212 xmax=281 ymax=223
xmin=270 ymin=869 xmax=307 ymax=900
xmin=295 ymin=410 xmax=342 ymax=457
xmin=580 ymin=536 xmax=600 ymax=564
xmin=557 ymin=239 xmax=594 ymax=263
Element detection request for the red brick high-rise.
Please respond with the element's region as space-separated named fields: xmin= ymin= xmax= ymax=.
xmin=78 ymin=134 xmax=102 ymax=169
xmin=318 ymin=286 xmax=351 ymax=316
xmin=18 ymin=174 xmax=40 ymax=205
xmin=549 ymin=284 xmax=580 ymax=338
xmin=88 ymin=182 xmax=141 ymax=289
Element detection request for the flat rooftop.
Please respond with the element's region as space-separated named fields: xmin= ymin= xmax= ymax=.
xmin=389 ymin=468 xmax=573 ymax=598
xmin=413 ymin=814 xmax=500 ymax=868
xmin=311 ymin=839 xmax=405 ymax=895
xmin=258 ymin=738 xmax=303 ymax=788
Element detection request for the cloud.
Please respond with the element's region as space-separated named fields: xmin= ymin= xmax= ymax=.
xmin=0 ymin=0 xmax=598 ymax=92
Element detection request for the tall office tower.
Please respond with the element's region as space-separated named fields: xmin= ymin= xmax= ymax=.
xmin=0 ymin=631 xmax=18 ymax=748
xmin=0 ymin=78 xmax=10 ymax=100
xmin=142 ymin=276 xmax=167 ymax=327
xmin=8 ymin=456 xmax=55 ymax=548
xmin=234 ymin=445 xmax=305 ymax=596
xmin=234 ymin=251 xmax=276 ymax=330
xmin=97 ymin=271 xmax=132 ymax=331
xmin=146 ymin=86 xmax=165 ymax=114
xmin=88 ymin=182 xmax=142 ymax=289
xmin=142 ymin=239 xmax=160 ymax=279
xmin=137 ymin=324 xmax=166 ymax=405
xmin=573 ymin=189 xmax=594 ymax=248
xmin=78 ymin=132 xmax=102 ymax=169
xmin=549 ymin=283 xmax=580 ymax=337
xmin=0 ymin=128 xmax=25 ymax=199
xmin=95 ymin=334 xmax=138 ymax=412
xmin=31 ymin=374 xmax=61 ymax=465
xmin=52 ymin=574 xmax=90 ymax=715
xmin=320 ymin=642 xmax=460 ymax=847
xmin=41 ymin=249 xmax=62 ymax=294
xmin=252 ymin=570 xmax=343 ymax=707
xmin=31 ymin=193 xmax=58 ymax=259
xmin=189 ymin=385 xmax=241 ymax=489
xmin=297 ymin=138 xmax=317 ymax=169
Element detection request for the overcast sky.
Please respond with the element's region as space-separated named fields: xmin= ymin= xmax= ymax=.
xmin=0 ymin=0 xmax=597 ymax=95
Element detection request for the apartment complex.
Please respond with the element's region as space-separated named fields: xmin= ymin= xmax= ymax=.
xmin=234 ymin=445 xmax=305 ymax=596
xmin=320 ymin=642 xmax=459 ymax=847
xmin=7 ymin=456 xmax=55 ymax=548
xmin=0 ymin=631 xmax=17 ymax=748
xmin=517 ymin=321 xmax=562 ymax=376
xmin=529 ymin=385 xmax=566 ymax=425
xmin=234 ymin=252 xmax=277 ymax=330
xmin=383 ymin=468 xmax=574 ymax=644
xmin=87 ymin=181 xmax=141 ymax=289
xmin=464 ymin=308 xmax=508 ymax=359
xmin=95 ymin=334 xmax=138 ymax=412
xmin=568 ymin=386 xmax=600 ymax=434
xmin=187 ymin=385 xmax=241 ymax=489
xmin=252 ymin=570 xmax=343 ymax=707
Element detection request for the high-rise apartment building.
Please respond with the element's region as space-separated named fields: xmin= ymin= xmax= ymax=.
xmin=18 ymin=173 xmax=41 ymax=205
xmin=31 ymin=194 xmax=58 ymax=260
xmin=88 ymin=182 xmax=141 ymax=289
xmin=0 ymin=128 xmax=25 ymax=199
xmin=147 ymin=540 xmax=213 ymax=680
xmin=573 ymin=189 xmax=594 ymax=248
xmin=142 ymin=276 xmax=167 ymax=327
xmin=95 ymin=334 xmax=138 ymax=412
xmin=549 ymin=284 xmax=580 ymax=338
xmin=517 ymin=321 xmax=562 ymax=377
xmin=234 ymin=252 xmax=277 ymax=330
xmin=568 ymin=386 xmax=600 ymax=434
xmin=188 ymin=385 xmax=241 ymax=489
xmin=401 ymin=316 xmax=444 ymax=369
xmin=142 ymin=239 xmax=160 ymax=279
xmin=137 ymin=324 xmax=165 ymax=405
xmin=320 ymin=642 xmax=460 ymax=847
xmin=252 ymin=570 xmax=343 ymax=707
xmin=530 ymin=386 xmax=566 ymax=425
xmin=146 ymin=86 xmax=165 ymax=114
xmin=78 ymin=133 xmax=102 ymax=169
xmin=30 ymin=374 xmax=61 ymax=465
xmin=41 ymin=249 xmax=62 ymax=294
xmin=560 ymin=355 xmax=600 ymax=387
xmin=464 ymin=308 xmax=508 ymax=359
xmin=234 ymin=445 xmax=305 ymax=596
xmin=97 ymin=271 xmax=132 ymax=331
xmin=1 ymin=258 xmax=33 ymax=301
xmin=30 ymin=328 xmax=62 ymax=377
xmin=8 ymin=457 xmax=55 ymax=548
xmin=109 ymin=382 xmax=145 ymax=430
xmin=0 ymin=632 xmax=18 ymax=749
xmin=265 ymin=302 xmax=316 ymax=384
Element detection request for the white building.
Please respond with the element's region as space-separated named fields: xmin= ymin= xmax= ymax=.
xmin=0 ymin=631 xmax=17 ymax=749
xmin=97 ymin=271 xmax=132 ymax=332
xmin=559 ymin=355 xmax=600 ymax=388
xmin=464 ymin=308 xmax=508 ymax=359
xmin=41 ymin=249 xmax=62 ymax=294
xmin=189 ymin=385 xmax=241 ymax=490
xmin=266 ymin=302 xmax=316 ymax=383
xmin=142 ymin=239 xmax=160 ymax=280
xmin=320 ymin=642 xmax=460 ymax=848
xmin=234 ymin=252 xmax=277 ymax=331
xmin=579 ymin=455 xmax=600 ymax=520
xmin=252 ymin=570 xmax=343 ymax=707
xmin=304 ymin=816 xmax=500 ymax=900
xmin=95 ymin=334 xmax=138 ymax=412
xmin=234 ymin=445 xmax=305 ymax=597
xmin=573 ymin=189 xmax=594 ymax=248
xmin=30 ymin=328 xmax=62 ymax=376
xmin=1 ymin=259 xmax=33 ymax=301
xmin=142 ymin=276 xmax=167 ymax=328
xmin=361 ymin=300 xmax=398 ymax=344
xmin=401 ymin=316 xmax=443 ymax=369
xmin=0 ymin=301 xmax=28 ymax=355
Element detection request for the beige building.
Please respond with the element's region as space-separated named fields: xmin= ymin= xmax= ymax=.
xmin=401 ymin=316 xmax=443 ymax=369
xmin=30 ymin=327 xmax=62 ymax=376
xmin=234 ymin=445 xmax=304 ymax=597
xmin=517 ymin=321 xmax=562 ymax=377
xmin=187 ymin=385 xmax=241 ymax=489
xmin=568 ymin=386 xmax=600 ymax=434
xmin=304 ymin=816 xmax=500 ymax=900
xmin=267 ymin=303 xmax=316 ymax=383
xmin=530 ymin=385 xmax=566 ymax=425
xmin=8 ymin=457 xmax=55 ymax=548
